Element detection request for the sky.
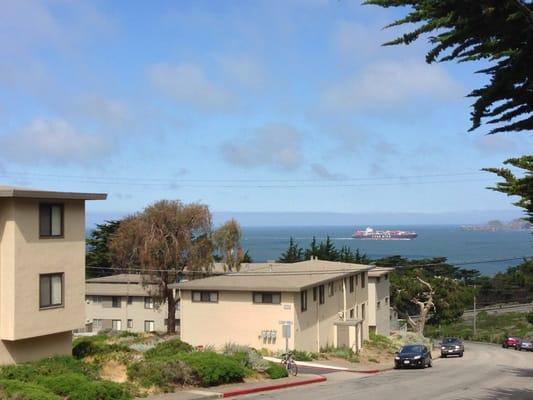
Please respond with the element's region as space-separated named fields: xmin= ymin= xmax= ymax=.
xmin=0 ymin=0 xmax=531 ymax=225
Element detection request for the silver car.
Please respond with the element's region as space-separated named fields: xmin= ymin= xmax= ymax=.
xmin=515 ymin=339 xmax=533 ymax=352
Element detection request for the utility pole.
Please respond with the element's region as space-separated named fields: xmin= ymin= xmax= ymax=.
xmin=473 ymin=284 xmax=477 ymax=337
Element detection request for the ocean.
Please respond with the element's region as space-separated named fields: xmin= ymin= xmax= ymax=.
xmin=241 ymin=225 xmax=532 ymax=276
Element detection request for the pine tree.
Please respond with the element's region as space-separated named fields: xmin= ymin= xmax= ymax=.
xmin=277 ymin=237 xmax=304 ymax=263
xmin=304 ymin=236 xmax=320 ymax=260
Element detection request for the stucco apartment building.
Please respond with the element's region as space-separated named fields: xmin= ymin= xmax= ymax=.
xmin=0 ymin=185 xmax=106 ymax=364
xmin=85 ymin=274 xmax=173 ymax=333
xmin=368 ymin=267 xmax=393 ymax=336
xmin=172 ymin=259 xmax=373 ymax=353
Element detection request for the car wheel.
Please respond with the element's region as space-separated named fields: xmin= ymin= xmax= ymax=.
xmin=503 ymin=344 xmax=507 ymax=348
xmin=428 ymin=359 xmax=433 ymax=368
xmin=459 ymin=352 xmax=464 ymax=357
xmin=441 ymin=354 xmax=446 ymax=358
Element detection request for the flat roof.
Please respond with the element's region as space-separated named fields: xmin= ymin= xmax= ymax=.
xmin=0 ymin=185 xmax=106 ymax=200
xmin=369 ymin=267 xmax=394 ymax=278
xmin=171 ymin=259 xmax=373 ymax=292
xmin=86 ymin=283 xmax=156 ymax=296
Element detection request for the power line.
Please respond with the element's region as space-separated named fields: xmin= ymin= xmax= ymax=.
xmin=84 ymin=256 xmax=532 ymax=276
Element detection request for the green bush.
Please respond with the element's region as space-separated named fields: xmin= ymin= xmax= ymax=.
xmin=72 ymin=339 xmax=130 ymax=360
xmin=222 ymin=343 xmax=269 ymax=372
xmin=179 ymin=352 xmax=246 ymax=387
xmin=291 ymin=350 xmax=316 ymax=362
xmin=127 ymin=359 xmax=193 ymax=391
xmin=39 ymin=373 xmax=130 ymax=400
xmin=0 ymin=356 xmax=97 ymax=382
xmin=144 ymin=339 xmax=193 ymax=359
xmin=0 ymin=379 xmax=59 ymax=400
xmin=265 ymin=363 xmax=288 ymax=379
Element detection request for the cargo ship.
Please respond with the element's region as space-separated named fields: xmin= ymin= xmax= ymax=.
xmin=352 ymin=227 xmax=418 ymax=240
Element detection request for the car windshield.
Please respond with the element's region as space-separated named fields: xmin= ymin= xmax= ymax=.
xmin=400 ymin=345 xmax=424 ymax=354
xmin=443 ymin=338 xmax=459 ymax=344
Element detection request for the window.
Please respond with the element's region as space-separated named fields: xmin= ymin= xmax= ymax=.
xmin=144 ymin=320 xmax=155 ymax=332
xmin=328 ymin=282 xmax=334 ymax=297
xmin=192 ymin=291 xmax=218 ymax=303
xmin=112 ymin=296 xmax=121 ymax=308
xmin=349 ymin=308 xmax=354 ymax=319
xmin=362 ymin=303 xmax=366 ymax=320
xmin=92 ymin=296 xmax=102 ymax=303
xmin=127 ymin=296 xmax=133 ymax=305
xmin=377 ymin=301 xmax=381 ymax=309
xmin=318 ymin=285 xmax=325 ymax=304
xmin=301 ymin=290 xmax=307 ymax=312
xmin=385 ymin=297 xmax=389 ymax=305
xmin=112 ymin=320 xmax=122 ymax=331
xmin=39 ymin=204 xmax=63 ymax=237
xmin=93 ymin=319 xmax=102 ymax=330
xmin=312 ymin=287 xmax=317 ymax=301
xmin=144 ymin=297 xmax=154 ymax=309
xmin=377 ymin=277 xmax=381 ymax=283
xmin=127 ymin=319 xmax=133 ymax=329
xmin=253 ymin=292 xmax=281 ymax=304
xmin=349 ymin=276 xmax=354 ymax=293
xmin=355 ymin=275 xmax=359 ymax=286
xmin=361 ymin=274 xmax=366 ymax=288
xmin=40 ymin=273 xmax=63 ymax=308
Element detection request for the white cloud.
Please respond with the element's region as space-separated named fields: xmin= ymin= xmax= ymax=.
xmin=218 ymin=55 xmax=265 ymax=88
xmin=221 ymin=123 xmax=303 ymax=170
xmin=148 ymin=63 xmax=233 ymax=111
xmin=76 ymin=95 xmax=130 ymax=126
xmin=472 ymin=134 xmax=524 ymax=155
xmin=321 ymin=59 xmax=463 ymax=113
xmin=0 ymin=118 xmax=111 ymax=165
xmin=310 ymin=163 xmax=343 ymax=180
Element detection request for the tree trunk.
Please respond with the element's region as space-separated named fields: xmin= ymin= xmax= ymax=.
xmin=166 ymin=289 xmax=177 ymax=334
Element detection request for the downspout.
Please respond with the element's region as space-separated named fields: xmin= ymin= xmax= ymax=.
xmin=342 ymin=278 xmax=347 ymax=321
xmin=316 ymin=289 xmax=320 ymax=353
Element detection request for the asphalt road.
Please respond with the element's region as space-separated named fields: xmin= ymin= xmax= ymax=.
xmin=246 ymin=342 xmax=533 ymax=400
xmin=463 ymin=304 xmax=533 ymax=319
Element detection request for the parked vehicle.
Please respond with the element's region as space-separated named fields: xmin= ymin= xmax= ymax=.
xmin=394 ymin=344 xmax=432 ymax=369
xmin=515 ymin=338 xmax=533 ymax=352
xmin=440 ymin=337 xmax=464 ymax=358
xmin=502 ymin=336 xmax=521 ymax=349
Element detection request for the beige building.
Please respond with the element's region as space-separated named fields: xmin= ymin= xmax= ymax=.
xmin=368 ymin=267 xmax=393 ymax=336
xmin=172 ymin=259 xmax=373 ymax=353
xmin=0 ymin=185 xmax=106 ymax=364
xmin=85 ymin=274 xmax=175 ymax=333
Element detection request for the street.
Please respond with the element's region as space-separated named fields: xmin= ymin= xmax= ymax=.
xmin=245 ymin=343 xmax=533 ymax=400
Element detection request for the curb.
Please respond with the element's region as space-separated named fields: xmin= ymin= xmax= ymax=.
xmin=262 ymin=356 xmax=386 ymax=374
xmin=221 ymin=376 xmax=327 ymax=398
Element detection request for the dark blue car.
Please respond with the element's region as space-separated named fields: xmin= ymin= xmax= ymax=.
xmin=394 ymin=344 xmax=433 ymax=369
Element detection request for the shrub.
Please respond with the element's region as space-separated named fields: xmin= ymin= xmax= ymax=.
xmin=526 ymin=312 xmax=533 ymax=325
xmin=144 ymin=339 xmax=193 ymax=359
xmin=0 ymin=356 xmax=98 ymax=382
xmin=291 ymin=350 xmax=316 ymax=362
xmin=72 ymin=339 xmax=130 ymax=359
xmin=39 ymin=373 xmax=130 ymax=400
xmin=265 ymin=363 xmax=288 ymax=379
xmin=179 ymin=352 xmax=246 ymax=387
xmin=0 ymin=379 xmax=59 ymax=400
xmin=320 ymin=346 xmax=359 ymax=363
xmin=127 ymin=359 xmax=193 ymax=390
xmin=222 ymin=343 xmax=269 ymax=372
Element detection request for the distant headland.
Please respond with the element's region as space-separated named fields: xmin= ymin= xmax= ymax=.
xmin=460 ymin=219 xmax=532 ymax=232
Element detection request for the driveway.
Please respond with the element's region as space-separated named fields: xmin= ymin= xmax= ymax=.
xmin=243 ymin=342 xmax=533 ymax=399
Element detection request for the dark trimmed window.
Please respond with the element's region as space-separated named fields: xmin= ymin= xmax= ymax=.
xmin=144 ymin=297 xmax=154 ymax=309
xmin=39 ymin=273 xmax=63 ymax=308
xmin=319 ymin=285 xmax=325 ymax=304
xmin=301 ymin=290 xmax=307 ymax=312
xmin=253 ymin=292 xmax=281 ymax=304
xmin=312 ymin=287 xmax=317 ymax=301
xmin=112 ymin=296 xmax=121 ymax=308
xmin=39 ymin=204 xmax=64 ymax=237
xmin=192 ymin=291 xmax=218 ymax=303
xmin=349 ymin=276 xmax=354 ymax=293
xmin=362 ymin=273 xmax=366 ymax=288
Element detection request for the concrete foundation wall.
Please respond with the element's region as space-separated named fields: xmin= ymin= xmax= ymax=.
xmin=0 ymin=331 xmax=72 ymax=365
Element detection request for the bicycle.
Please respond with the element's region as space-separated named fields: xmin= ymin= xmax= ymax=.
xmin=280 ymin=351 xmax=298 ymax=376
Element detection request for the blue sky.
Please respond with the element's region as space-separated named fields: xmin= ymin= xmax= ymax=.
xmin=0 ymin=0 xmax=530 ymax=224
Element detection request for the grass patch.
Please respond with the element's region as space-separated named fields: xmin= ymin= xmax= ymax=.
xmin=265 ymin=363 xmax=288 ymax=379
xmin=425 ymin=312 xmax=533 ymax=344
xmin=0 ymin=356 xmax=130 ymax=400
xmin=320 ymin=346 xmax=360 ymax=363
xmin=290 ymin=350 xmax=318 ymax=362
xmin=144 ymin=339 xmax=193 ymax=360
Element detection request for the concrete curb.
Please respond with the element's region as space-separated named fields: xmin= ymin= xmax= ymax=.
xmin=221 ymin=376 xmax=327 ymax=398
xmin=263 ymin=356 xmax=386 ymax=374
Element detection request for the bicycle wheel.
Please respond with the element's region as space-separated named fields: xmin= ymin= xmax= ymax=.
xmin=287 ymin=361 xmax=298 ymax=376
